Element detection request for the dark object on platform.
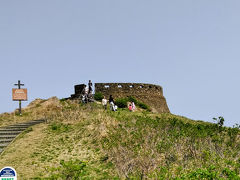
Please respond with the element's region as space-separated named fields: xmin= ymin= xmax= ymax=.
xmin=70 ymin=84 xmax=94 ymax=103
xmin=70 ymin=84 xmax=85 ymax=99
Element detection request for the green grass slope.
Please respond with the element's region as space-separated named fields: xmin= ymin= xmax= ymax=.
xmin=0 ymin=98 xmax=239 ymax=179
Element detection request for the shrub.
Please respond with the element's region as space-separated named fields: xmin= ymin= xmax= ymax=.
xmin=47 ymin=159 xmax=87 ymax=179
xmin=128 ymin=96 xmax=138 ymax=104
xmin=115 ymin=96 xmax=151 ymax=111
xmin=94 ymin=92 xmax=104 ymax=101
xmin=60 ymin=98 xmax=67 ymax=102
xmin=60 ymin=160 xmax=87 ymax=178
xmin=138 ymin=102 xmax=150 ymax=111
xmin=222 ymin=167 xmax=239 ymax=179
xmin=213 ymin=116 xmax=224 ymax=132
xmin=227 ymin=126 xmax=239 ymax=147
xmin=115 ymin=98 xmax=128 ymax=108
xmin=128 ymin=96 xmax=151 ymax=111
xmin=185 ymin=166 xmax=219 ymax=179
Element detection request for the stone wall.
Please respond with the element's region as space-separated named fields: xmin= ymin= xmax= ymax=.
xmin=95 ymin=83 xmax=170 ymax=113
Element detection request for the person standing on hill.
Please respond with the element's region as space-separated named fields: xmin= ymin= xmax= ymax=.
xmin=102 ymin=96 xmax=107 ymax=110
xmin=88 ymin=80 xmax=93 ymax=94
xmin=109 ymin=95 xmax=114 ymax=103
xmin=129 ymin=103 xmax=132 ymax=112
xmin=132 ymin=101 xmax=136 ymax=112
xmin=109 ymin=95 xmax=115 ymax=111
xmin=87 ymin=80 xmax=94 ymax=101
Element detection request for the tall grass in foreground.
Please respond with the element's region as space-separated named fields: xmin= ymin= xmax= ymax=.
xmin=43 ymin=100 xmax=240 ymax=179
xmin=97 ymin=111 xmax=240 ymax=179
xmin=1 ymin=98 xmax=239 ymax=179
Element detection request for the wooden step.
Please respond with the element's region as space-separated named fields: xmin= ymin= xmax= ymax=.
xmin=0 ymin=130 xmax=23 ymax=136
xmin=0 ymin=135 xmax=17 ymax=139
xmin=0 ymin=139 xmax=12 ymax=143
xmin=0 ymin=143 xmax=10 ymax=148
xmin=0 ymin=119 xmax=46 ymax=154
xmin=6 ymin=125 xmax=29 ymax=128
xmin=0 ymin=128 xmax=27 ymax=131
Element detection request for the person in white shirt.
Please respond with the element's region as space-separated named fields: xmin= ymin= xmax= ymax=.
xmin=102 ymin=96 xmax=107 ymax=110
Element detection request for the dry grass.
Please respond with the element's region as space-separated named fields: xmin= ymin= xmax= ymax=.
xmin=0 ymin=98 xmax=119 ymax=179
xmin=0 ymin=123 xmax=48 ymax=178
xmin=0 ymin=97 xmax=62 ymax=127
xmin=0 ymin=97 xmax=239 ymax=179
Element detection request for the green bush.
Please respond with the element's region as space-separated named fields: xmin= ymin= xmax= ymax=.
xmin=115 ymin=96 xmax=151 ymax=111
xmin=60 ymin=160 xmax=87 ymax=178
xmin=178 ymin=166 xmax=240 ymax=179
xmin=138 ymin=102 xmax=150 ymax=111
xmin=94 ymin=92 xmax=104 ymax=101
xmin=115 ymin=98 xmax=128 ymax=108
xmin=213 ymin=116 xmax=225 ymax=132
xmin=46 ymin=159 xmax=87 ymax=179
xmin=60 ymin=98 xmax=67 ymax=102
xmin=128 ymin=96 xmax=138 ymax=104
xmin=128 ymin=96 xmax=150 ymax=111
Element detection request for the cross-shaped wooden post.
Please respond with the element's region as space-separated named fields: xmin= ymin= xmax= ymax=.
xmin=14 ymin=80 xmax=24 ymax=115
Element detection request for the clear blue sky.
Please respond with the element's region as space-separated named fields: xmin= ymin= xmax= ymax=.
xmin=1 ymin=0 xmax=239 ymax=127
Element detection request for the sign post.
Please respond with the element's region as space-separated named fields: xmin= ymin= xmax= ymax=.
xmin=12 ymin=80 xmax=27 ymax=115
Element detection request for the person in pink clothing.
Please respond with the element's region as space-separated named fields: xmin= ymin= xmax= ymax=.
xmin=128 ymin=103 xmax=132 ymax=112
xmin=132 ymin=102 xmax=136 ymax=112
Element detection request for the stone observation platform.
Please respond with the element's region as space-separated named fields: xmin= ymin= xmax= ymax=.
xmin=70 ymin=83 xmax=170 ymax=113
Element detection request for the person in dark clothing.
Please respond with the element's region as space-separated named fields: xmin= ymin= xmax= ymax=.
xmin=109 ymin=95 xmax=116 ymax=111
xmin=88 ymin=80 xmax=93 ymax=94
xmin=109 ymin=95 xmax=114 ymax=103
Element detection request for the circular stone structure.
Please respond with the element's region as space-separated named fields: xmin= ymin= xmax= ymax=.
xmin=95 ymin=83 xmax=170 ymax=113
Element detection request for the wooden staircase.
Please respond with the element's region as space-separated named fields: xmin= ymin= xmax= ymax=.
xmin=0 ymin=119 xmax=45 ymax=154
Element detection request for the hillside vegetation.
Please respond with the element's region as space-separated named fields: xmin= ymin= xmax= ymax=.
xmin=0 ymin=97 xmax=239 ymax=179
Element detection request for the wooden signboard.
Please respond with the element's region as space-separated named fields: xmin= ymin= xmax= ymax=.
xmin=12 ymin=88 xmax=28 ymax=101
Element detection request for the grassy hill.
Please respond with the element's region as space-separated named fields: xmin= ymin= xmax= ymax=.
xmin=0 ymin=97 xmax=239 ymax=179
